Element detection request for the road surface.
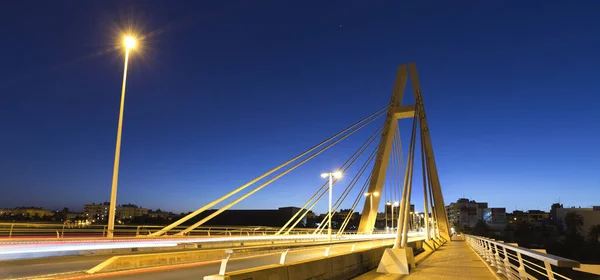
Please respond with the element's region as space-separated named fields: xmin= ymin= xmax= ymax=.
xmin=0 ymin=234 xmax=425 ymax=279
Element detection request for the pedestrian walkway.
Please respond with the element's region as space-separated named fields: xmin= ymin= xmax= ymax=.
xmin=353 ymin=240 xmax=498 ymax=280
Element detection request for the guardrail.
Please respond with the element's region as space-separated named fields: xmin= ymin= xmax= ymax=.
xmin=87 ymin=236 xmax=398 ymax=274
xmin=465 ymin=235 xmax=580 ymax=280
xmin=0 ymin=222 xmax=392 ymax=239
xmin=0 ymin=223 xmax=317 ymax=239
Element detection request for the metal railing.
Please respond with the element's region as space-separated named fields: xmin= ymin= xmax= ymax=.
xmin=465 ymin=235 xmax=580 ymax=280
xmin=0 ymin=222 xmax=392 ymax=239
xmin=0 ymin=222 xmax=316 ymax=239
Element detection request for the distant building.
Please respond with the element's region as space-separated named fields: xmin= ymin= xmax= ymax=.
xmin=337 ymin=209 xmax=359 ymax=223
xmin=446 ymin=198 xmax=506 ymax=229
xmin=0 ymin=207 xmax=54 ymax=218
xmin=148 ymin=209 xmax=176 ymax=219
xmin=550 ymin=203 xmax=563 ymax=221
xmin=483 ymin=208 xmax=506 ymax=226
xmin=305 ymin=211 xmax=317 ymax=219
xmin=116 ymin=204 xmax=148 ymax=219
xmin=338 ymin=209 xmax=353 ymax=217
xmin=84 ymin=202 xmax=110 ymax=221
xmin=553 ymin=205 xmax=600 ymax=235
xmin=527 ymin=210 xmax=549 ymax=221
xmin=65 ymin=212 xmax=90 ymax=226
xmin=84 ymin=202 xmax=148 ymax=222
xmin=446 ymin=198 xmax=488 ymax=228
xmin=507 ymin=210 xmax=549 ymax=224
xmin=382 ymin=204 xmax=414 ymax=221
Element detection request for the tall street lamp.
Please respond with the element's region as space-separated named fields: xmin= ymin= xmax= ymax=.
xmin=107 ymin=35 xmax=137 ymax=238
xmin=363 ymin=191 xmax=380 ymax=232
xmin=321 ymin=171 xmax=342 ymax=242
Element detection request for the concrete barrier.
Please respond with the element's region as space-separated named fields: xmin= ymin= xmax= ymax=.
xmin=205 ymin=245 xmax=390 ymax=280
xmin=87 ymin=240 xmax=330 ymax=274
xmin=87 ymin=249 xmax=228 ymax=274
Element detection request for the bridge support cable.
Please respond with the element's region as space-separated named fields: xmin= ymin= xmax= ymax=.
xmin=149 ymin=106 xmax=387 ymax=237
xmin=311 ymin=144 xmax=379 ymax=234
xmin=409 ymin=63 xmax=450 ymax=240
xmin=390 ymin=125 xmax=403 ymax=217
xmin=394 ymin=107 xmax=418 ymax=249
xmin=401 ymin=113 xmax=418 ymax=246
xmin=391 ymin=126 xmax=402 ymax=229
xmin=337 ymin=121 xmax=398 ymax=235
xmin=418 ymin=118 xmax=440 ymax=240
xmin=335 ymin=119 xmax=399 ymax=235
xmin=383 ymin=165 xmax=388 ymax=229
xmin=275 ymin=123 xmax=384 ymax=235
xmin=357 ymin=65 xmax=409 ymax=233
xmin=383 ymin=125 xmax=399 ymax=230
xmin=420 ymin=124 xmax=431 ymax=240
xmin=394 ymin=125 xmax=404 ymax=207
xmin=313 ymin=145 xmax=379 ymax=235
xmin=384 ymin=131 xmax=393 ymax=230
xmin=422 ymin=122 xmax=440 ymax=239
xmin=337 ymin=170 xmax=373 ymax=235
xmin=277 ymin=185 xmax=326 ymax=235
xmin=284 ymin=137 xmax=379 ymax=235
xmin=389 ymin=129 xmax=397 ymax=207
xmin=426 ymin=158 xmax=439 ymax=239
xmin=174 ymin=111 xmax=387 ymax=236
xmin=285 ymin=185 xmax=328 ymax=234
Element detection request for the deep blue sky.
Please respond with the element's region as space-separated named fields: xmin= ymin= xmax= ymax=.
xmin=1 ymin=1 xmax=598 ymax=214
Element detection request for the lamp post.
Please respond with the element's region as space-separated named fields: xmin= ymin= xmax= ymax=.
xmin=321 ymin=171 xmax=342 ymax=242
xmin=363 ymin=191 xmax=380 ymax=232
xmin=107 ymin=35 xmax=136 ymax=238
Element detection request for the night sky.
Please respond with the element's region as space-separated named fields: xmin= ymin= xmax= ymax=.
xmin=1 ymin=1 xmax=598 ymax=214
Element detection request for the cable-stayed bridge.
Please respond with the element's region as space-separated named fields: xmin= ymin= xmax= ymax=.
xmin=0 ymin=63 xmax=591 ymax=280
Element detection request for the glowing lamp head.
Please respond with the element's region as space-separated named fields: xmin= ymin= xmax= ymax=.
xmin=124 ymin=36 xmax=137 ymax=49
xmin=363 ymin=192 xmax=370 ymax=197
xmin=386 ymin=201 xmax=391 ymax=205
xmin=322 ymin=171 xmax=342 ymax=179
xmin=373 ymin=191 xmax=380 ymax=197
xmin=393 ymin=201 xmax=399 ymax=206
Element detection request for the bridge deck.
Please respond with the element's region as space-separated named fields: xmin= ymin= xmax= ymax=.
xmin=354 ymin=240 xmax=497 ymax=280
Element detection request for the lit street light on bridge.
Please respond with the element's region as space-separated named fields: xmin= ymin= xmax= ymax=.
xmin=107 ymin=35 xmax=137 ymax=238
xmin=321 ymin=171 xmax=342 ymax=242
